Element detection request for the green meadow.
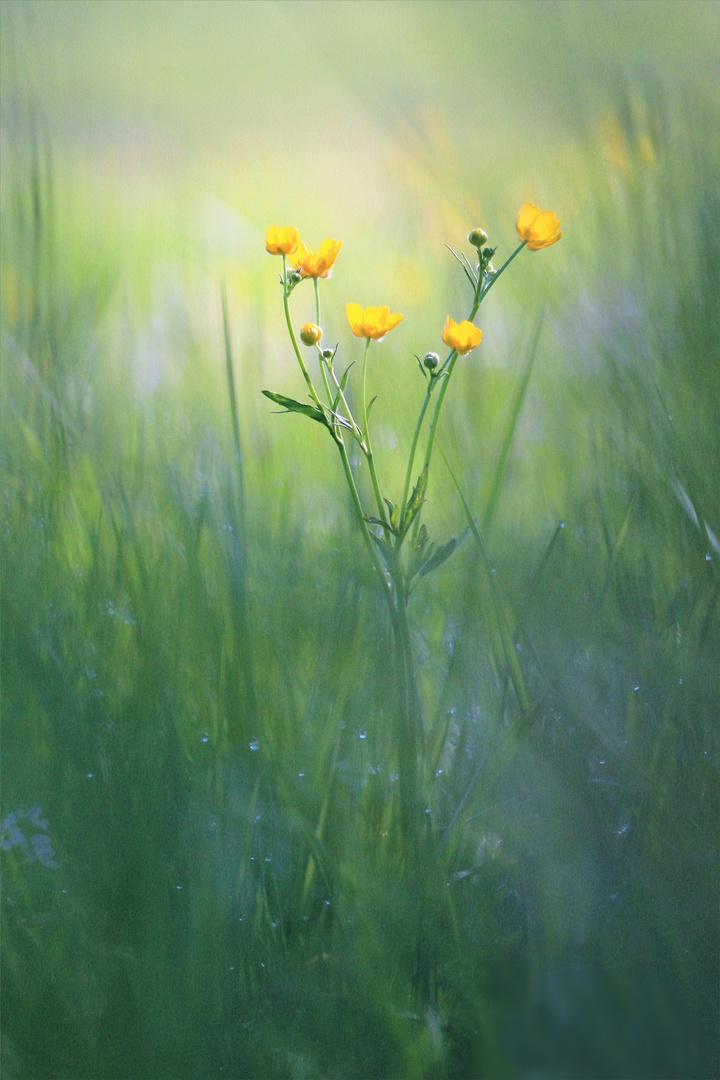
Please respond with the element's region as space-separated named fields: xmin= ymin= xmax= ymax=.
xmin=1 ymin=2 xmax=718 ymax=1077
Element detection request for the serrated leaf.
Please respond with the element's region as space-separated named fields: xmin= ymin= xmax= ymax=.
xmin=262 ymin=390 xmax=327 ymax=425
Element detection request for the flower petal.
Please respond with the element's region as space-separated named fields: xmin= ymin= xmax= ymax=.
xmin=516 ymin=203 xmax=540 ymax=239
xmin=346 ymin=302 xmax=365 ymax=336
xmin=266 ymin=225 xmax=300 ymax=255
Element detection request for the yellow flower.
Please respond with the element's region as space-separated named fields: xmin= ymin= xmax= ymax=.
xmin=300 ymin=323 xmax=322 ymax=346
xmin=292 ymin=238 xmax=342 ymax=278
xmin=516 ymin=203 xmax=562 ymax=250
xmin=346 ymin=303 xmax=403 ymax=341
xmin=265 ymin=225 xmax=300 ymax=256
xmin=442 ymin=316 xmax=482 ymax=355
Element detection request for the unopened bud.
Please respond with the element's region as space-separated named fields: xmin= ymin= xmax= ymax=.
xmin=322 ymin=348 xmax=334 ymax=361
xmin=468 ymin=228 xmax=488 ymax=249
xmin=423 ymin=352 xmax=439 ymax=371
xmin=300 ymin=322 xmax=322 ymax=346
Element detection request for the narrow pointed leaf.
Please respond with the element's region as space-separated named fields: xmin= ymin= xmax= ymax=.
xmin=262 ymin=390 xmax=327 ymax=425
xmin=482 ymin=312 xmax=543 ymax=536
xmin=401 ymin=463 xmax=429 ymax=537
xmin=416 ymin=527 xmax=470 ymax=581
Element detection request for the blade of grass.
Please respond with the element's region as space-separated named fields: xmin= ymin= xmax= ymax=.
xmin=482 ymin=308 xmax=544 ymax=537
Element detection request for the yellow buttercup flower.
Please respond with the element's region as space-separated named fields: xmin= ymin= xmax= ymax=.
xmin=292 ymin=238 xmax=342 ymax=279
xmin=516 ymin=203 xmax=562 ymax=250
xmin=265 ymin=225 xmax=300 ymax=256
xmin=300 ymin=323 xmax=322 ymax=346
xmin=346 ymin=303 xmax=403 ymax=341
xmin=442 ymin=316 xmax=482 ymax=355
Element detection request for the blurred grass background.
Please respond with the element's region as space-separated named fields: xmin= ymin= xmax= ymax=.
xmin=1 ymin=2 xmax=719 ymax=1078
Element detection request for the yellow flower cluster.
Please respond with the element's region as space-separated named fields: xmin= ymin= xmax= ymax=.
xmin=265 ymin=226 xmax=342 ymax=278
xmin=267 ymin=200 xmax=561 ymax=356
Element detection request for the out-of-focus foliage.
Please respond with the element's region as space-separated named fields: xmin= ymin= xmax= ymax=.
xmin=1 ymin=3 xmax=718 ymax=1078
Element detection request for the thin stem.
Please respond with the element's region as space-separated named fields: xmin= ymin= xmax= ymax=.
xmin=220 ymin=278 xmax=242 ymax=464
xmin=282 ymin=255 xmax=323 ymax=411
xmin=312 ymin=277 xmax=335 ymax=406
xmin=392 ymin=564 xmax=424 ymax=854
xmin=324 ymin=358 xmax=364 ymax=443
xmin=400 ymin=379 xmax=434 ymax=526
xmin=483 ymin=240 xmax=527 ymax=301
xmin=335 ymin=435 xmax=391 ymax=602
xmin=424 ymin=240 xmax=527 ymax=472
xmin=361 ymin=338 xmax=386 ymax=521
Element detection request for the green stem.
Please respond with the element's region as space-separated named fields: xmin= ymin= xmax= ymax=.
xmin=312 ymin=278 xmax=335 ymax=407
xmin=400 ymin=379 xmax=434 ymax=528
xmin=424 ymin=241 xmax=527 ymax=472
xmin=392 ymin=565 xmax=423 ymax=853
xmin=282 ymin=255 xmax=323 ymax=411
xmin=335 ymin=434 xmax=391 ymax=603
xmin=361 ymin=338 xmax=386 ymax=522
xmin=324 ymin=358 xmax=364 ymax=442
xmin=482 ymin=239 xmax=527 ymax=302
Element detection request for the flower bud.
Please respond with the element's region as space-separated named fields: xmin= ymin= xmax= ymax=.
xmin=322 ymin=349 xmax=334 ymax=361
xmin=468 ymin=228 xmax=488 ymax=249
xmin=423 ymin=352 xmax=440 ymax=371
xmin=300 ymin=323 xmax=322 ymax=346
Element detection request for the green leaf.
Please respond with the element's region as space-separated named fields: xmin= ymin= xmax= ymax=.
xmin=400 ymin=463 xmax=429 ymax=537
xmin=406 ymin=523 xmax=433 ymax=581
xmin=368 ymin=530 xmax=393 ymax=570
xmin=381 ymin=498 xmax=400 ymax=532
xmin=339 ymin=361 xmax=354 ymax=387
xmin=416 ymin=527 xmax=470 ymax=581
xmin=262 ymin=390 xmax=327 ymax=426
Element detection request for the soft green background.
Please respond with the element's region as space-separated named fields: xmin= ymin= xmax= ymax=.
xmin=2 ymin=2 xmax=719 ymax=1078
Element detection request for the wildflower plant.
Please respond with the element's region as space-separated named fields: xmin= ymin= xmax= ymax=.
xmin=263 ymin=209 xmax=561 ymax=849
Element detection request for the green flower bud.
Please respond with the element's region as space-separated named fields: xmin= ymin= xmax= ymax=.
xmin=468 ymin=228 xmax=488 ymax=250
xmin=322 ymin=348 xmax=334 ymax=361
xmin=423 ymin=352 xmax=440 ymax=371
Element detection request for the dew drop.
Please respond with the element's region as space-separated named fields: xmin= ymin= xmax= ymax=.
xmin=358 ymin=729 xmax=367 ymax=740
xmin=249 ymin=740 xmax=259 ymax=751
